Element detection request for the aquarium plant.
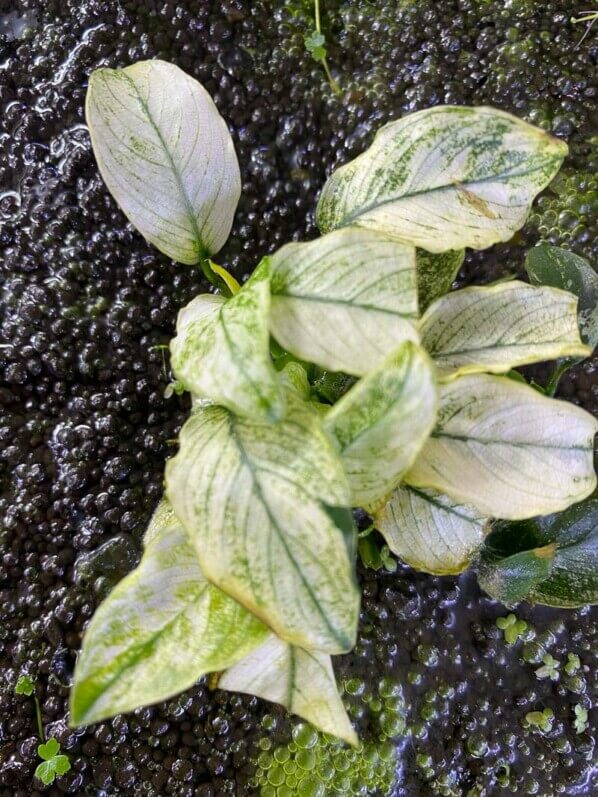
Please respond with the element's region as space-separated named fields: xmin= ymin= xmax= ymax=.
xmin=69 ymin=60 xmax=597 ymax=743
xmin=15 ymin=676 xmax=71 ymax=786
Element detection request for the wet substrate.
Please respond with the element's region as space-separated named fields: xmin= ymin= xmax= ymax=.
xmin=0 ymin=1 xmax=596 ymax=794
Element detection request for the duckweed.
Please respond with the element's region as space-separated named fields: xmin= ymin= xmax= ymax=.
xmin=252 ymin=680 xmax=404 ymax=795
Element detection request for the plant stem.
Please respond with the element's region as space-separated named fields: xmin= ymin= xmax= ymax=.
xmin=34 ymin=695 xmax=44 ymax=741
xmin=314 ymin=0 xmax=341 ymax=94
xmin=199 ymin=258 xmax=238 ymax=297
xmin=209 ymin=261 xmax=241 ymax=295
xmin=314 ymin=0 xmax=322 ymax=31
xmin=545 ymin=358 xmax=576 ymax=397
xmin=357 ymin=523 xmax=374 ymax=539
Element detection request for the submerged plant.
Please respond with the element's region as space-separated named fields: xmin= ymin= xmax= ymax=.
xmin=69 ymin=60 xmax=597 ymax=742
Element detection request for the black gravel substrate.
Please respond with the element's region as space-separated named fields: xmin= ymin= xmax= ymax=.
xmin=0 ymin=1 xmax=596 ymax=795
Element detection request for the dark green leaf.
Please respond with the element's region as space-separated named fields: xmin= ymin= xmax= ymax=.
xmin=311 ymin=367 xmax=355 ymax=404
xmin=358 ymin=535 xmax=384 ymax=571
xmin=416 ymin=249 xmax=465 ymax=312
xmin=477 ymin=546 xmax=554 ymax=606
xmin=525 ymin=244 xmax=598 ymax=347
xmin=478 ymin=492 xmax=598 ymax=607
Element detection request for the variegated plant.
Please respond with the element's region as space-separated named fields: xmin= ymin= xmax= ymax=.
xmin=70 ymin=60 xmax=598 ymax=743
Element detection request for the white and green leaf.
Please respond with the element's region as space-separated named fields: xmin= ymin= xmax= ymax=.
xmin=269 ymin=227 xmax=419 ymax=376
xmin=165 ymin=391 xmax=360 ymax=654
xmin=170 ymin=259 xmax=283 ymax=421
xmin=376 ymin=486 xmax=489 ymax=575
xmin=417 ymin=249 xmax=465 ymax=313
xmin=70 ymin=501 xmax=269 ymax=726
xmin=406 ymin=374 xmax=598 ymax=519
xmin=316 ymin=106 xmax=567 ymax=252
xmin=86 ymin=60 xmax=241 ymax=263
xmin=421 ymin=280 xmax=591 ymax=379
xmin=218 ymin=635 xmax=357 ymax=747
xmin=323 ymin=342 xmax=437 ymax=506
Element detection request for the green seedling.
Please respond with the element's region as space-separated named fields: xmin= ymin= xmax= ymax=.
xmin=35 ymin=738 xmax=71 ymax=786
xmin=15 ymin=675 xmax=71 ymax=785
xmin=304 ymin=1 xmax=340 ymax=93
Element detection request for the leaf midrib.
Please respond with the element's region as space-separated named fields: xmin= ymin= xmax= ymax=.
xmin=122 ymin=72 xmax=208 ymax=260
xmin=337 ymin=163 xmax=558 ymax=228
xmin=228 ymin=414 xmax=350 ymax=650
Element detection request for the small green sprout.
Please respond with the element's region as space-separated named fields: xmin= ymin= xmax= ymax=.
xmin=573 ymin=704 xmax=588 ymax=734
xmin=524 ymin=707 xmax=554 ymax=733
xmin=357 ymin=535 xmax=397 ymax=572
xmin=304 ymin=0 xmax=340 ymax=93
xmin=496 ymin=614 xmax=528 ymax=645
xmin=564 ymin=653 xmax=581 ymax=675
xmin=15 ymin=674 xmax=35 ymax=696
xmin=34 ymin=738 xmax=71 ymax=786
xmin=15 ymin=675 xmax=72 ymax=784
xmin=535 ymin=653 xmax=560 ymax=681
xmin=164 ymin=379 xmax=186 ymax=399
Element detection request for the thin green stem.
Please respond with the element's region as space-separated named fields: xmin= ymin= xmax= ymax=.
xmin=545 ymin=359 xmax=575 ymax=397
xmin=572 ymin=12 xmax=598 ymax=23
xmin=314 ymin=0 xmax=322 ymax=32
xmin=313 ymin=0 xmax=341 ymax=94
xmin=321 ymin=58 xmax=340 ymax=94
xmin=34 ymin=695 xmax=44 ymax=741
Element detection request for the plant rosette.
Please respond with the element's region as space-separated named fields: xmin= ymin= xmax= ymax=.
xmin=69 ymin=60 xmax=598 ymax=743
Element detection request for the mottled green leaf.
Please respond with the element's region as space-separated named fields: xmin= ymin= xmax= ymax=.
xmin=219 ymin=635 xmax=357 ymax=746
xmin=70 ymin=501 xmax=269 ymax=726
xmin=170 ymin=259 xmax=283 ymax=421
xmin=269 ymin=228 xmax=418 ymax=376
xmin=421 ymin=281 xmax=590 ymax=379
xmin=477 ymin=546 xmax=555 ymax=606
xmin=376 ymin=486 xmax=489 ymax=575
xmin=525 ymin=244 xmax=598 ymax=347
xmin=317 ymin=106 xmax=567 ymax=252
xmin=323 ymin=342 xmax=437 ymax=506
xmin=406 ymin=374 xmax=597 ymax=519
xmin=165 ymin=390 xmax=360 ymax=653
xmin=417 ymin=249 xmax=465 ymax=312
xmin=478 ymin=492 xmax=598 ymax=607
xmin=86 ymin=60 xmax=241 ymax=263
